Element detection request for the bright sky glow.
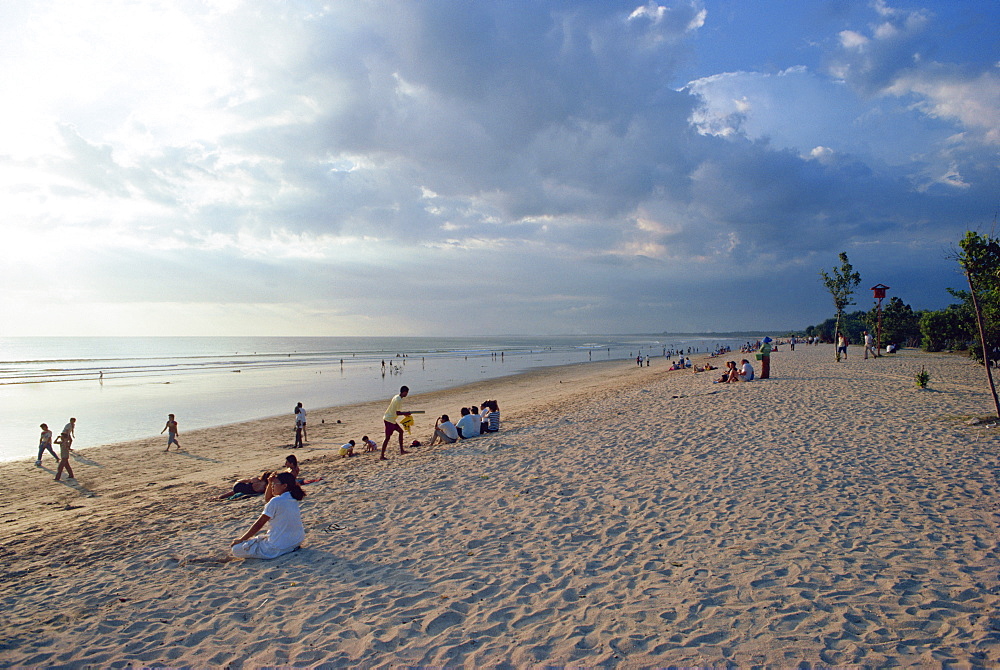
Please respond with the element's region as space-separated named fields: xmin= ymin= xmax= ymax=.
xmin=1 ymin=0 xmax=997 ymax=336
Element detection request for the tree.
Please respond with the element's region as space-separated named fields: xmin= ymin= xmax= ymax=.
xmin=820 ymin=252 xmax=862 ymax=362
xmin=919 ymin=304 xmax=971 ymax=352
xmin=869 ymin=296 xmax=921 ymax=348
xmin=957 ymin=231 xmax=1000 ymax=418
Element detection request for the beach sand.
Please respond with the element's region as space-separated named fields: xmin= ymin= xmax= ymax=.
xmin=2 ymin=344 xmax=999 ymax=667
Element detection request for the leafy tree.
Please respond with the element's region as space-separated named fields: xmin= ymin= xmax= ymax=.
xmin=869 ymin=296 xmax=922 ymax=348
xmin=958 ymin=231 xmax=1000 ymax=417
xmin=820 ymin=252 xmax=862 ymax=361
xmin=919 ymin=305 xmax=971 ymax=352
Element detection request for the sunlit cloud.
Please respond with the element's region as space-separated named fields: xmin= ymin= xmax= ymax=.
xmin=0 ymin=0 xmax=996 ymax=336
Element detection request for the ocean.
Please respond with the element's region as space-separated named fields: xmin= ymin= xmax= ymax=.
xmin=0 ymin=334 xmax=753 ymax=463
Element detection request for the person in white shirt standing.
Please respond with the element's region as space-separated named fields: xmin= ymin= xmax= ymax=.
xmin=381 ymin=386 xmax=412 ymax=460
xmin=863 ymin=330 xmax=878 ymax=360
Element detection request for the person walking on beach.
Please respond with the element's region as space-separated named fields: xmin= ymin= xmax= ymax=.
xmin=36 ymin=423 xmax=58 ymax=466
xmin=53 ymin=430 xmax=75 ymax=481
xmin=295 ymin=402 xmax=307 ymax=442
xmin=161 ymin=413 xmax=180 ymax=451
xmin=381 ymin=385 xmax=412 ymax=460
xmin=63 ymin=418 xmax=76 ymax=451
xmin=863 ymin=330 xmax=878 ymax=360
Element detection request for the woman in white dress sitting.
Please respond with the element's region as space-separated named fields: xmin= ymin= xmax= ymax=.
xmin=231 ymin=471 xmax=306 ymax=559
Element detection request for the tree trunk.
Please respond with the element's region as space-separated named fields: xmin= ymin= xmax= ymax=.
xmin=965 ymin=269 xmax=1000 ymax=418
xmin=834 ymin=311 xmax=842 ymax=362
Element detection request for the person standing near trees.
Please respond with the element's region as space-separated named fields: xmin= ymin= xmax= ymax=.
xmin=836 ymin=332 xmax=849 ymax=360
xmin=863 ymin=330 xmax=878 ymax=360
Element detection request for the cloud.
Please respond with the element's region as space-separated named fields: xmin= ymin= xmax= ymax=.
xmin=0 ymin=0 xmax=995 ymax=336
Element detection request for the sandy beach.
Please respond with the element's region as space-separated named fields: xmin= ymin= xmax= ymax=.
xmin=2 ymin=343 xmax=999 ymax=667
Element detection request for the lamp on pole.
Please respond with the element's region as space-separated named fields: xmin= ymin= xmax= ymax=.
xmin=871 ymin=284 xmax=890 ymax=355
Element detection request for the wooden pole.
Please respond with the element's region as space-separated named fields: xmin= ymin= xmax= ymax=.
xmin=875 ymin=295 xmax=884 ymax=357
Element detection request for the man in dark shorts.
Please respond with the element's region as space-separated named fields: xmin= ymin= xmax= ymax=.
xmin=161 ymin=413 xmax=180 ymax=451
xmin=381 ymin=385 xmax=411 ymax=461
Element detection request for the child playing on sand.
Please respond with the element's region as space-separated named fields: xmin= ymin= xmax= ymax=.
xmin=361 ymin=435 xmax=377 ymax=453
xmin=339 ymin=440 xmax=356 ymax=457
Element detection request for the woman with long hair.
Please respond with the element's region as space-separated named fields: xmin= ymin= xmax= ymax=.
xmin=231 ymin=471 xmax=306 ymax=559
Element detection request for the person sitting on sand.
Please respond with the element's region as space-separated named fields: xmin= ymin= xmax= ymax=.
xmin=715 ymin=361 xmax=739 ymax=383
xmin=455 ymin=407 xmax=480 ymax=439
xmin=231 ymin=472 xmax=306 ymax=560
xmin=361 ymin=435 xmax=377 ymax=453
xmin=220 ymin=471 xmax=273 ymax=499
xmin=481 ymin=400 xmax=500 ymax=432
xmin=283 ymin=455 xmax=300 ymax=478
xmin=738 ymin=359 xmax=755 ymax=382
xmin=429 ymin=414 xmax=459 ymax=445
xmin=339 ymin=440 xmax=356 ymax=458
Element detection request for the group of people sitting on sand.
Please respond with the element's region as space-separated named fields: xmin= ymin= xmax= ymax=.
xmin=428 ymin=400 xmax=501 ymax=446
xmin=713 ymin=359 xmax=755 ymax=383
xmin=224 ymin=396 xmax=503 ymax=562
xmin=667 ymin=357 xmax=691 ymax=371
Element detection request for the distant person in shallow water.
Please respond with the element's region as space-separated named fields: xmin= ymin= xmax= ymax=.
xmin=231 ymin=472 xmax=306 ymax=560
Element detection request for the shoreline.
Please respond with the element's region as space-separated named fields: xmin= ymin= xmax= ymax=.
xmin=3 ymin=344 xmax=999 ymax=666
xmin=0 ymin=334 xmax=727 ymax=464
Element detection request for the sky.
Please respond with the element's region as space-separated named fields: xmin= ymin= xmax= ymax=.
xmin=0 ymin=0 xmax=997 ymax=337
